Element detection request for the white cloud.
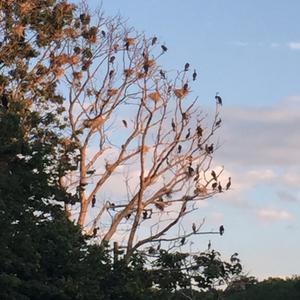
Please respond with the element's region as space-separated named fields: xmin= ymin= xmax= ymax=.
xmin=288 ymin=42 xmax=300 ymax=50
xmin=257 ymin=208 xmax=293 ymax=222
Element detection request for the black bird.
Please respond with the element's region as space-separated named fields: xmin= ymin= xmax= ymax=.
xmin=187 ymin=166 xmax=194 ymax=177
xmin=171 ymin=119 xmax=176 ymax=131
xmin=122 ymin=119 xmax=128 ymax=128
xmin=161 ymin=45 xmax=168 ymax=52
xmin=226 ymin=177 xmax=231 ymax=190
xmin=180 ymin=237 xmax=186 ymax=245
xmin=184 ymin=63 xmax=190 ymax=71
xmin=91 ymin=194 xmax=96 ymax=208
xmin=185 ymin=128 xmax=191 ymax=139
xmin=206 ymin=143 xmax=214 ymax=154
xmin=208 ymin=240 xmax=211 ymax=250
xmin=183 ymin=83 xmax=188 ymax=92
xmin=192 ymin=222 xmax=197 ymax=233
xmin=125 ymin=213 xmax=131 ymax=220
xmin=1 ymin=93 xmax=8 ymax=109
xmin=196 ymin=125 xmax=203 ymax=137
xmin=151 ymin=36 xmax=157 ymax=45
xmin=215 ymin=93 xmax=222 ymax=105
xmin=159 ymin=69 xmax=166 ymax=79
xmin=216 ymin=118 xmax=222 ymax=126
xmin=109 ymin=56 xmax=115 ymax=63
xmin=218 ymin=182 xmax=222 ymax=193
xmin=177 ymin=144 xmax=182 ymax=153
xmin=101 ymin=30 xmax=106 ymax=37
xmin=157 ymin=243 xmax=161 ymax=251
xmin=192 ymin=69 xmax=197 ymax=81
xmin=211 ymin=170 xmax=217 ymax=181
xmin=109 ymin=70 xmax=114 ymax=78
xmin=143 ymin=210 xmax=148 ymax=220
xmin=219 ymin=225 xmax=224 ymax=236
xmin=93 ymin=227 xmax=99 ymax=237
xmin=143 ymin=63 xmax=149 ymax=74
xmin=212 ymin=182 xmax=218 ymax=190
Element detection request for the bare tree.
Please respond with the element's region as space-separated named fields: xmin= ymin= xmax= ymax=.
xmin=55 ymin=5 xmax=228 ymax=258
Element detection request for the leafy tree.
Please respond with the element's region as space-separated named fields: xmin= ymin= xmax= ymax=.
xmin=0 ymin=0 xmax=230 ymax=257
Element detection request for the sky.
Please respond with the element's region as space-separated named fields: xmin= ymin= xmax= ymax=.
xmin=85 ymin=0 xmax=300 ymax=279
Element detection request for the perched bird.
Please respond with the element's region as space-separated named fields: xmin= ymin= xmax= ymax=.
xmin=91 ymin=194 xmax=96 ymax=208
xmin=205 ymin=143 xmax=214 ymax=154
xmin=143 ymin=210 xmax=148 ymax=220
xmin=122 ymin=119 xmax=128 ymax=128
xmin=177 ymin=144 xmax=182 ymax=153
xmin=226 ymin=177 xmax=231 ymax=190
xmin=125 ymin=213 xmax=131 ymax=220
xmin=161 ymin=45 xmax=168 ymax=52
xmin=218 ymin=182 xmax=222 ymax=193
xmin=183 ymin=83 xmax=188 ymax=92
xmin=208 ymin=240 xmax=211 ymax=250
xmin=192 ymin=69 xmax=197 ymax=81
xmin=180 ymin=237 xmax=186 ymax=245
xmin=171 ymin=119 xmax=176 ymax=131
xmin=215 ymin=93 xmax=222 ymax=105
xmin=157 ymin=243 xmax=161 ymax=251
xmin=101 ymin=30 xmax=106 ymax=37
xmin=216 ymin=118 xmax=222 ymax=126
xmin=159 ymin=69 xmax=166 ymax=79
xmin=109 ymin=70 xmax=115 ymax=78
xmin=211 ymin=170 xmax=217 ymax=181
xmin=196 ymin=125 xmax=203 ymax=138
xmin=219 ymin=225 xmax=224 ymax=236
xmin=185 ymin=128 xmax=191 ymax=139
xmin=93 ymin=227 xmax=99 ymax=237
xmin=187 ymin=166 xmax=194 ymax=177
xmin=192 ymin=222 xmax=197 ymax=233
xmin=109 ymin=56 xmax=115 ymax=63
xmin=1 ymin=93 xmax=8 ymax=109
xmin=184 ymin=63 xmax=190 ymax=71
xmin=151 ymin=36 xmax=157 ymax=45
xmin=212 ymin=182 xmax=218 ymax=190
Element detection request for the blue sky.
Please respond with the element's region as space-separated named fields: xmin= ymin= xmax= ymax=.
xmin=86 ymin=0 xmax=300 ymax=279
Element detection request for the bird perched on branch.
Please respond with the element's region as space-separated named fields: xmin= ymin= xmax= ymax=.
xmin=219 ymin=225 xmax=224 ymax=236
xmin=159 ymin=69 xmax=166 ymax=79
xmin=185 ymin=128 xmax=191 ymax=139
xmin=184 ymin=63 xmax=190 ymax=71
xmin=218 ymin=182 xmax=222 ymax=193
xmin=193 ymin=69 xmax=197 ymax=81
xmin=211 ymin=170 xmax=217 ymax=181
xmin=171 ymin=119 xmax=176 ymax=131
xmin=180 ymin=237 xmax=186 ymax=245
xmin=122 ymin=119 xmax=128 ymax=128
xmin=151 ymin=36 xmax=157 ymax=45
xmin=91 ymin=194 xmax=96 ymax=208
xmin=192 ymin=223 xmax=196 ymax=233
xmin=216 ymin=118 xmax=222 ymax=127
xmin=177 ymin=144 xmax=182 ymax=153
xmin=205 ymin=143 xmax=214 ymax=154
xmin=161 ymin=45 xmax=168 ymax=52
xmin=226 ymin=177 xmax=231 ymax=190
xmin=215 ymin=92 xmax=222 ymax=105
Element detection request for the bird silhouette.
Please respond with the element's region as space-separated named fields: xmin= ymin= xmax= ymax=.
xmin=184 ymin=63 xmax=190 ymax=71
xmin=91 ymin=195 xmax=96 ymax=207
xmin=143 ymin=210 xmax=148 ymax=220
xmin=216 ymin=118 xmax=222 ymax=126
xmin=183 ymin=83 xmax=188 ymax=92
xmin=208 ymin=240 xmax=211 ymax=250
xmin=218 ymin=182 xmax=222 ymax=193
xmin=109 ymin=56 xmax=115 ymax=63
xmin=206 ymin=143 xmax=214 ymax=154
xmin=151 ymin=36 xmax=157 ymax=45
xmin=212 ymin=182 xmax=218 ymax=190
xmin=187 ymin=166 xmax=194 ymax=177
xmin=219 ymin=225 xmax=224 ymax=236
xmin=177 ymin=144 xmax=182 ymax=153
xmin=122 ymin=120 xmax=128 ymax=128
xmin=196 ymin=125 xmax=203 ymax=137
xmin=226 ymin=177 xmax=231 ymax=190
xmin=109 ymin=70 xmax=114 ymax=78
xmin=192 ymin=223 xmax=196 ymax=233
xmin=180 ymin=237 xmax=186 ymax=245
xmin=159 ymin=69 xmax=166 ymax=79
xmin=192 ymin=69 xmax=197 ymax=81
xmin=101 ymin=30 xmax=106 ymax=37
xmin=211 ymin=170 xmax=217 ymax=181
xmin=215 ymin=93 xmax=222 ymax=105
xmin=171 ymin=119 xmax=176 ymax=131
xmin=161 ymin=45 xmax=168 ymax=52
xmin=185 ymin=128 xmax=191 ymax=139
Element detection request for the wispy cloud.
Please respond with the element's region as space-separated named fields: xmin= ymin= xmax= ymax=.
xmin=288 ymin=42 xmax=300 ymax=50
xmin=257 ymin=208 xmax=293 ymax=222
